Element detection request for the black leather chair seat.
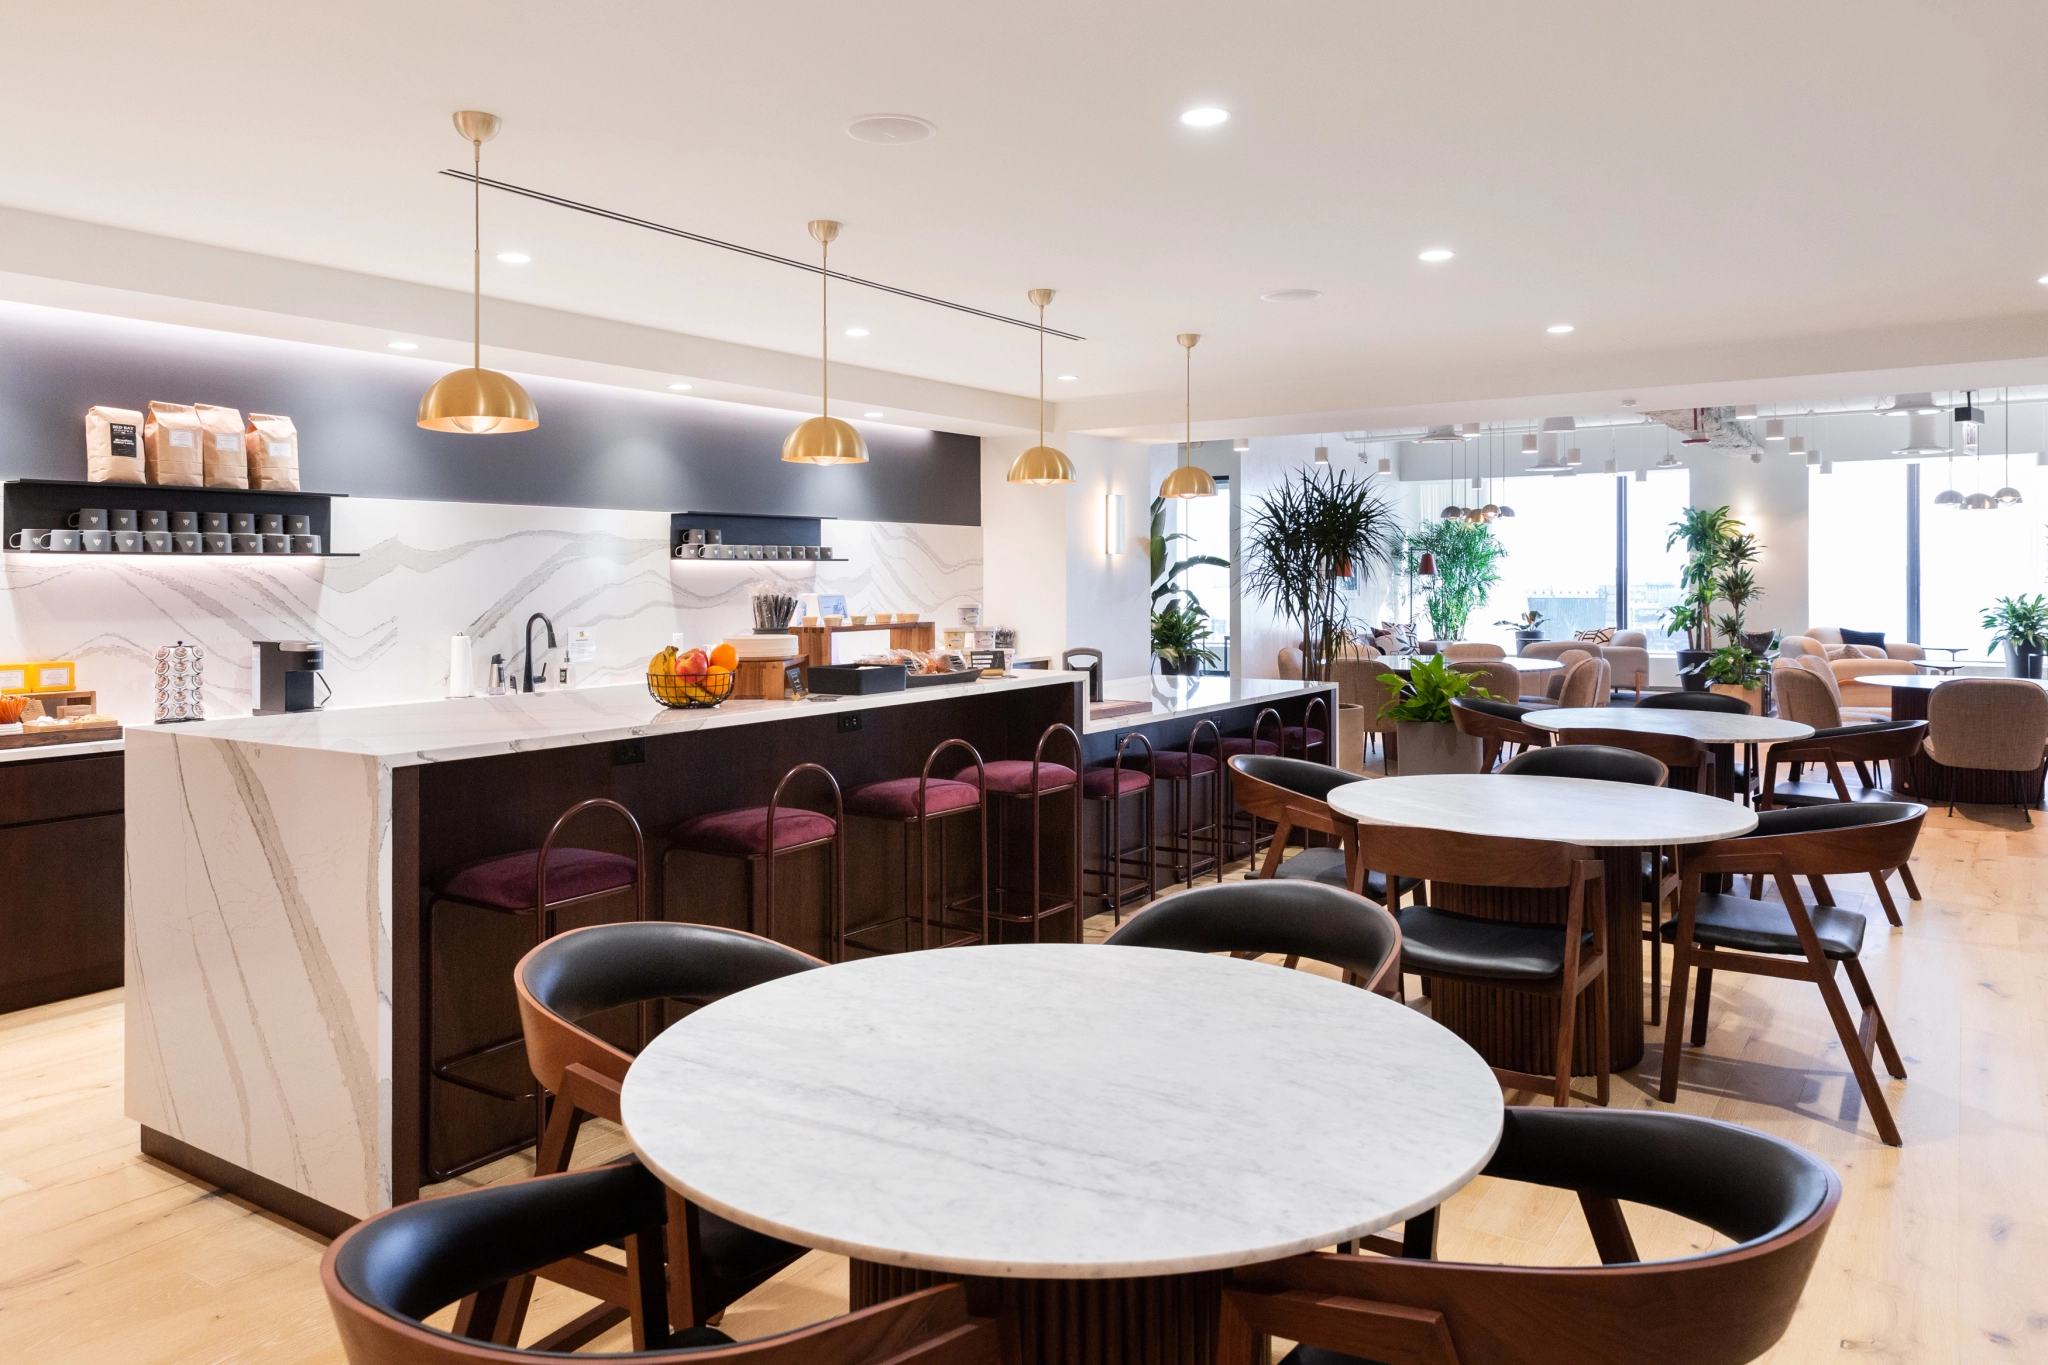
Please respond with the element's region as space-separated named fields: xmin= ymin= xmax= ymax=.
xmin=1396 ymin=903 xmax=1589 ymax=982
xmin=697 ymin=1208 xmax=806 ymax=1303
xmin=1658 ymin=891 xmax=1867 ymax=960
xmin=1272 ymin=847 xmax=1419 ymax=904
xmin=1280 ymin=1349 xmax=1389 ymax=1365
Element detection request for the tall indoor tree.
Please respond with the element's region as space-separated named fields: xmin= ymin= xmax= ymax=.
xmin=1402 ymin=519 xmax=1506 ymax=642
xmin=1244 ymin=466 xmax=1400 ymax=681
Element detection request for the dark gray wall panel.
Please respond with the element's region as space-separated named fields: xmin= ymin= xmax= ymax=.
xmin=0 ymin=305 xmax=981 ymax=525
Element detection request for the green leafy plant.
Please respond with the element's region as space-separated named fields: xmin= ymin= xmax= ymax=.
xmin=1663 ymin=506 xmax=1748 ymax=651
xmin=1685 ymin=643 xmax=1769 ymax=689
xmin=1149 ymin=495 xmax=1229 ymax=618
xmin=1982 ymin=593 xmax=2048 ymax=652
xmin=1243 ymin=467 xmax=1401 ymax=682
xmin=1150 ymin=599 xmax=1219 ymax=673
xmin=1377 ymin=653 xmax=1493 ymax=723
xmin=1401 ymin=520 xmax=1505 ymax=642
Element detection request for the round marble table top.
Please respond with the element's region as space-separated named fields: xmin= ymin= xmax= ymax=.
xmin=1851 ymin=672 xmax=2048 ymax=691
xmin=1524 ymin=706 xmax=1812 ymax=743
xmin=620 ymin=943 xmax=1503 ymax=1279
xmin=1382 ymin=654 xmax=1561 ymax=672
xmin=1327 ymin=774 xmax=1758 ymax=847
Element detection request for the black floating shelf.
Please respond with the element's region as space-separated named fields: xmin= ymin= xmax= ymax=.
xmin=3 ymin=479 xmax=352 ymax=556
xmin=669 ymin=510 xmax=844 ymax=562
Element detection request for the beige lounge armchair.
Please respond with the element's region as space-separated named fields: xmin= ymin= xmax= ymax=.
xmin=1780 ymin=635 xmax=1913 ymax=711
xmin=1924 ymin=679 xmax=2048 ymax=818
xmin=1780 ymin=657 xmax=1889 ymax=726
xmin=1522 ymin=632 xmax=1648 ymax=699
xmin=1439 ymin=642 xmax=1506 ymax=662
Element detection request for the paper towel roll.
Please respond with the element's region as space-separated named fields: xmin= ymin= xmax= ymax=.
xmin=449 ymin=633 xmax=474 ymax=698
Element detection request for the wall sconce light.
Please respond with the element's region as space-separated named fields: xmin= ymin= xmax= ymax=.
xmin=1105 ymin=492 xmax=1126 ymax=555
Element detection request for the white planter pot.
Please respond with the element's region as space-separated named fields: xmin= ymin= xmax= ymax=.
xmin=1393 ymin=719 xmax=1483 ymax=776
xmin=1337 ymin=703 xmax=1366 ymax=774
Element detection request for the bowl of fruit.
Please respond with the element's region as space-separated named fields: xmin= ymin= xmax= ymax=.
xmin=647 ymin=643 xmax=738 ymax=708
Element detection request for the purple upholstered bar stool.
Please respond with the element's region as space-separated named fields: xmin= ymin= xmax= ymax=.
xmin=668 ymin=763 xmax=845 ymax=959
xmin=841 ymin=739 xmax=989 ymax=956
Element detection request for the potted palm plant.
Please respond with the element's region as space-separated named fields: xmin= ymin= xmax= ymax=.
xmin=1377 ymin=654 xmax=1491 ymax=774
xmin=1665 ymin=506 xmax=1743 ymax=690
xmin=1151 ymin=600 xmax=1218 ymax=676
xmin=1402 ymin=520 xmax=1505 ymax=644
xmin=1983 ymin=593 xmax=2048 ymax=678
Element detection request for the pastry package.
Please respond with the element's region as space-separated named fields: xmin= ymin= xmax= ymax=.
xmin=245 ymin=413 xmax=300 ymax=490
xmin=143 ymin=402 xmax=204 ymax=487
xmin=193 ymin=404 xmax=249 ymax=488
xmin=85 ymin=406 xmax=147 ymax=483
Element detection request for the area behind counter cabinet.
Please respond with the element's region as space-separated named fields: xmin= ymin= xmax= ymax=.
xmin=0 ymin=743 xmax=125 ymax=1012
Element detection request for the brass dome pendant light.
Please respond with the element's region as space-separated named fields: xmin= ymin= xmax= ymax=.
xmin=782 ymin=220 xmax=869 ymax=466
xmin=1005 ymin=288 xmax=1075 ymax=484
xmin=1158 ymin=333 xmax=1217 ymax=499
xmin=418 ymin=112 xmax=539 ymax=435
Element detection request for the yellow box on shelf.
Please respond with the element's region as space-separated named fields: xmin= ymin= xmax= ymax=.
xmin=0 ymin=661 xmax=78 ymax=693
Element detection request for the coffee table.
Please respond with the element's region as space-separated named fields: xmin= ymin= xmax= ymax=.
xmin=1327 ymin=774 xmax=1754 ymax=1073
xmin=621 ymin=944 xmax=1503 ymax=1364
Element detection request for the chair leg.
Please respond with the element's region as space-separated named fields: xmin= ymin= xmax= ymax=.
xmin=1844 ymin=958 xmax=1907 ymax=1079
xmin=1869 ymin=871 xmax=1903 ymax=927
xmin=1689 ymin=952 xmax=1715 ymax=1048
xmin=1897 ymin=862 xmax=1923 ymax=900
xmin=1658 ymin=945 xmax=1693 ymax=1104
xmin=1815 ymin=960 xmax=1903 ymax=1147
xmin=1592 ymin=972 xmax=1612 ymax=1107
xmin=1550 ymin=983 xmax=1579 ymax=1107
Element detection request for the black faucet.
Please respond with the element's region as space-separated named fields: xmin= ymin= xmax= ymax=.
xmin=523 ymin=612 xmax=556 ymax=693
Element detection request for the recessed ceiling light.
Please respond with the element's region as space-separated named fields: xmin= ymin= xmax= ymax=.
xmin=495 ymin=251 xmax=531 ymax=264
xmin=843 ymin=327 xmax=870 ymax=337
xmin=1057 ymin=374 xmax=1079 ymax=382
xmin=386 ymin=340 xmax=418 ymax=350
xmin=668 ymin=383 xmax=693 ymax=392
xmin=864 ymin=411 xmax=885 ymax=419
xmin=1180 ymin=107 xmax=1230 ymax=128
xmin=1261 ymin=289 xmax=1321 ymax=302
xmin=845 ymin=114 xmax=936 ymax=144
xmin=1546 ymin=324 xmax=1575 ymax=335
xmin=2038 ymin=274 xmax=2048 ymax=285
xmin=1417 ymin=248 xmax=1455 ymax=263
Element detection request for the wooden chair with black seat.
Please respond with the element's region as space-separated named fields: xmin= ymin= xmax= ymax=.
xmin=1659 ymin=801 xmax=1926 ymax=1146
xmin=1226 ymin=754 xmax=1420 ymax=910
xmin=322 ymin=1157 xmax=1001 ymax=1362
xmin=508 ymin=922 xmax=820 ymax=1342
xmin=1448 ymin=696 xmax=1550 ymax=772
xmin=1353 ymin=816 xmax=1611 ymax=1107
xmin=1217 ymin=1106 xmax=1840 ymax=1365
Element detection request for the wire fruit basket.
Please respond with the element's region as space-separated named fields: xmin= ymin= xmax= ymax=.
xmin=647 ymin=668 xmax=736 ymax=709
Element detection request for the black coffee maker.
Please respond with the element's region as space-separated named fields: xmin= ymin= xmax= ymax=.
xmin=252 ymin=639 xmax=332 ymax=715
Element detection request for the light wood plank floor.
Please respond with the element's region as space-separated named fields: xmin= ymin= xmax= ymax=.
xmin=3 ymin=800 xmax=2045 ymax=1362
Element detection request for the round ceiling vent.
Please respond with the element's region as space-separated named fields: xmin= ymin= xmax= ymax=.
xmin=845 ymin=114 xmax=937 ymax=144
xmin=1260 ymin=288 xmax=1321 ymax=302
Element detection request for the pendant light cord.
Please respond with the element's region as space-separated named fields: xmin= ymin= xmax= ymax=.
xmin=1184 ymin=345 xmax=1192 ymax=462
xmin=471 ymin=138 xmax=482 ymax=371
xmin=821 ymin=238 xmax=830 ymax=414
xmin=1038 ymin=302 xmax=1046 ymax=447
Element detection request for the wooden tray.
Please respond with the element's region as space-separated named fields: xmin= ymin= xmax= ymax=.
xmin=0 ymin=721 xmax=122 ymax=751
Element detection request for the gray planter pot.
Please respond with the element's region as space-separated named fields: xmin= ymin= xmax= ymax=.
xmin=2004 ymin=643 xmax=2045 ymax=679
xmin=1514 ymin=628 xmax=1544 ymax=652
xmin=1393 ymin=719 xmax=1483 ymax=776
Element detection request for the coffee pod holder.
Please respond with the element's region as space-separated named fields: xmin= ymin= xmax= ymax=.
xmin=154 ymin=640 xmax=206 ymax=723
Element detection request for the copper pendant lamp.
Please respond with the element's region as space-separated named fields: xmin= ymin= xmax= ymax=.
xmin=1005 ymin=288 xmax=1075 ymax=484
xmin=417 ymin=112 xmax=538 ymax=435
xmin=1158 ymin=333 xmax=1217 ymax=499
xmin=782 ymin=220 xmax=869 ymax=466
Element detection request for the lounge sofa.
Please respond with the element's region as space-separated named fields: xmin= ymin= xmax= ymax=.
xmin=1779 ymin=631 xmax=1918 ymax=711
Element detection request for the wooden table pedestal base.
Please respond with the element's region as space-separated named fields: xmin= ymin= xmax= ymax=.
xmin=851 ymin=1259 xmax=1223 ymax=1365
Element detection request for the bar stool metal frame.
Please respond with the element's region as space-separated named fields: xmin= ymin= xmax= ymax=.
xmin=976 ymin=722 xmax=1086 ymax=942
xmin=422 ymin=797 xmax=646 ymax=1183
xmin=669 ymin=763 xmax=846 ymax=961
xmin=1080 ymin=731 xmax=1157 ymax=926
xmin=841 ymin=739 xmax=990 ymax=957
xmin=1217 ymin=706 xmax=1285 ymax=866
xmin=1152 ymin=717 xmax=1227 ymax=889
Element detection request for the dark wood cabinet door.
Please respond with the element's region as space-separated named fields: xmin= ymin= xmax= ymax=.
xmin=0 ymin=812 xmax=124 ymax=1012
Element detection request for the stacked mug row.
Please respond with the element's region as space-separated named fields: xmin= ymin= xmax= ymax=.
xmin=674 ymin=543 xmax=833 ymax=561
xmin=9 ymin=507 xmax=321 ymax=555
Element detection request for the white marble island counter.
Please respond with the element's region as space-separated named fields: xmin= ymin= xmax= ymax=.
xmin=1085 ymin=674 xmax=1336 ymax=735
xmin=124 ymin=670 xmax=1087 ymax=1231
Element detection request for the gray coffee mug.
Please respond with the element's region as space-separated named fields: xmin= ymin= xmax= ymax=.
xmin=231 ymin=533 xmax=263 ymax=554
xmin=172 ymin=511 xmax=199 ymax=533
xmin=110 ymin=510 xmax=138 ymax=531
xmin=114 ymin=530 xmax=143 ymax=553
xmin=201 ymin=512 xmax=228 ymax=533
xmin=143 ymin=531 xmax=172 ymax=553
xmin=68 ymin=508 xmax=107 ymax=530
xmin=81 ymin=529 xmax=112 ymax=553
xmin=141 ymin=510 xmax=169 ymax=532
xmin=8 ymin=528 xmax=47 ymax=550
xmin=173 ymin=532 xmax=203 ymax=553
xmin=229 ymin=513 xmax=256 ymax=535
xmin=261 ymin=534 xmax=289 ymax=554
xmin=41 ymin=529 xmax=80 ymax=552
xmin=285 ymin=514 xmax=311 ymax=535
xmin=290 ymin=534 xmax=322 ymax=554
xmin=258 ymin=514 xmax=284 ymax=534
xmin=202 ymin=532 xmax=231 ymax=553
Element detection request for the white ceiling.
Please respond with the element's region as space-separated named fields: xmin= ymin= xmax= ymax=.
xmin=7 ymin=1 xmax=2048 ymax=436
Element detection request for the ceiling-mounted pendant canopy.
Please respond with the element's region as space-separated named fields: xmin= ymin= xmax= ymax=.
xmin=1880 ymin=391 xmax=1943 ymax=416
xmin=1158 ymin=333 xmax=1217 ymax=499
xmin=1418 ymin=425 xmax=1463 ymax=443
xmin=783 ymin=220 xmax=870 ymax=466
xmin=1006 ymin=288 xmax=1075 ymax=484
xmin=418 ymin=111 xmax=538 ymax=435
xmin=1893 ymin=412 xmax=1948 ymax=456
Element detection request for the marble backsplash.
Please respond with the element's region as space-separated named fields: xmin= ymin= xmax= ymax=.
xmin=0 ymin=496 xmax=983 ymax=721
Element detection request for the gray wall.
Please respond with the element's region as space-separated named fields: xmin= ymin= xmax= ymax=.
xmin=0 ymin=305 xmax=980 ymax=525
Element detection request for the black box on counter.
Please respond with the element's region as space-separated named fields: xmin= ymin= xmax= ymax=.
xmin=807 ymin=663 xmax=908 ymax=695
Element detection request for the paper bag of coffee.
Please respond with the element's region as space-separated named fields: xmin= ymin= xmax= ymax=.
xmin=85 ymin=406 xmax=147 ymax=484
xmin=193 ymin=404 xmax=249 ymax=489
xmin=245 ymin=413 xmax=301 ymax=491
xmin=144 ymin=402 xmax=205 ymax=487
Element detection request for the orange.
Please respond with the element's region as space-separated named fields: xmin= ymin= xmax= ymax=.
xmin=709 ymin=643 xmax=738 ymax=670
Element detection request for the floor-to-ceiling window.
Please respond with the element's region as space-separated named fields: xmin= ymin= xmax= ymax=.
xmin=1625 ymin=468 xmax=1693 ymax=649
xmin=1920 ymin=460 xmax=2045 ymax=653
xmin=1808 ymin=460 xmax=1910 ymax=640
